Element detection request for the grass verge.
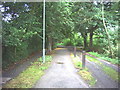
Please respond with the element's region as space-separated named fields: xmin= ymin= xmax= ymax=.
xmin=86 ymin=55 xmax=120 ymax=82
xmin=3 ymin=55 xmax=52 ymax=88
xmin=86 ymin=55 xmax=102 ymax=65
xmin=88 ymin=52 xmax=119 ymax=65
xmin=70 ymin=53 xmax=96 ymax=86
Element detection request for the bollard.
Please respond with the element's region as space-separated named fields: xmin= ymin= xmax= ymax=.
xmin=74 ymin=46 xmax=76 ymax=57
xmin=82 ymin=51 xmax=86 ymax=69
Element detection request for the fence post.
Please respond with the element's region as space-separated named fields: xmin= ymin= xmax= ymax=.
xmin=82 ymin=51 xmax=86 ymax=69
xmin=74 ymin=46 xmax=76 ymax=57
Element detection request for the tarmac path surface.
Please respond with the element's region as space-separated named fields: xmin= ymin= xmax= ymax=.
xmin=2 ymin=47 xmax=119 ymax=88
xmin=76 ymin=52 xmax=118 ymax=88
xmin=34 ymin=48 xmax=88 ymax=88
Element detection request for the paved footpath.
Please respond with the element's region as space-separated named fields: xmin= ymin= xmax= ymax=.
xmin=34 ymin=48 xmax=88 ymax=88
xmin=76 ymin=52 xmax=118 ymax=88
xmin=2 ymin=52 xmax=42 ymax=84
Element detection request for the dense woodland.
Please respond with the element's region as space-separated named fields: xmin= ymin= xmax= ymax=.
xmin=1 ymin=2 xmax=119 ymax=69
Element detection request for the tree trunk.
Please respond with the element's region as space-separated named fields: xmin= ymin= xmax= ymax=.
xmin=83 ymin=36 xmax=87 ymax=49
xmin=81 ymin=33 xmax=87 ymax=49
xmin=89 ymin=31 xmax=93 ymax=50
xmin=48 ymin=36 xmax=52 ymax=53
xmin=52 ymin=38 xmax=54 ymax=50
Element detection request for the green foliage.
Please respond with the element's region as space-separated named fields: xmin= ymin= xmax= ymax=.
xmin=57 ymin=33 xmax=84 ymax=46
xmin=2 ymin=3 xmax=43 ymax=69
xmin=3 ymin=42 xmax=28 ymax=68
xmin=38 ymin=56 xmax=52 ymax=62
xmin=40 ymin=66 xmax=48 ymax=70
xmin=55 ymin=42 xmax=64 ymax=46
xmin=71 ymin=2 xmax=118 ymax=56
xmin=2 ymin=2 xmax=118 ymax=69
xmin=45 ymin=56 xmax=52 ymax=62
xmin=3 ymin=35 xmax=42 ymax=69
xmin=38 ymin=57 xmax=43 ymax=62
xmin=70 ymin=33 xmax=81 ymax=46
xmin=89 ymin=52 xmax=102 ymax=57
xmin=93 ymin=28 xmax=118 ymax=58
xmin=62 ymin=38 xmax=72 ymax=46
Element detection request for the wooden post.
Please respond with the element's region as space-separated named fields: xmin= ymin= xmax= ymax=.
xmin=74 ymin=46 xmax=76 ymax=57
xmin=82 ymin=51 xmax=86 ymax=69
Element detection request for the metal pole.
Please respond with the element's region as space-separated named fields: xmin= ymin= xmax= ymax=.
xmin=42 ymin=0 xmax=46 ymax=63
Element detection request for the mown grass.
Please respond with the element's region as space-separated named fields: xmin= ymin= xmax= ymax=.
xmin=78 ymin=70 xmax=96 ymax=86
xmin=102 ymin=65 xmax=120 ymax=82
xmin=86 ymin=55 xmax=120 ymax=82
xmin=88 ymin=52 xmax=119 ymax=65
xmin=3 ymin=55 xmax=52 ymax=88
xmin=71 ymin=54 xmax=82 ymax=69
xmin=86 ymin=55 xmax=102 ymax=65
xmin=70 ymin=53 xmax=96 ymax=86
